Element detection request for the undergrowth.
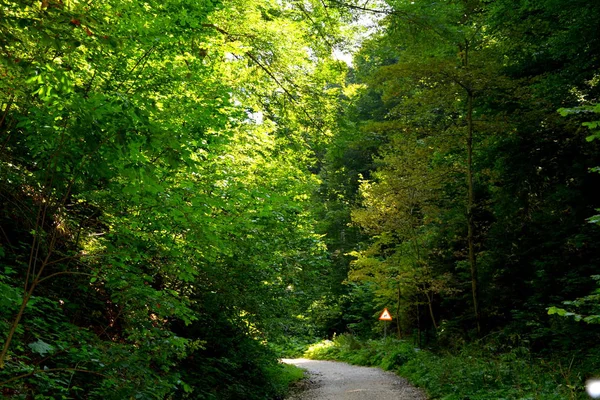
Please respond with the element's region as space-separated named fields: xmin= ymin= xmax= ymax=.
xmin=269 ymin=335 xmax=318 ymax=358
xmin=267 ymin=363 xmax=306 ymax=399
xmin=304 ymin=334 xmax=592 ymax=399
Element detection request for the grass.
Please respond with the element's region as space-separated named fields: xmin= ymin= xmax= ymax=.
xmin=303 ymin=334 xmax=590 ymax=399
xmin=266 ymin=362 xmax=307 ymax=399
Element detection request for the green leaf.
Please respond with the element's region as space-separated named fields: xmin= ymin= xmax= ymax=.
xmin=28 ymin=339 xmax=55 ymax=356
xmin=547 ymin=306 xmax=567 ymax=316
xmin=586 ymin=134 xmax=600 ymax=142
xmin=588 ymin=214 xmax=600 ymax=224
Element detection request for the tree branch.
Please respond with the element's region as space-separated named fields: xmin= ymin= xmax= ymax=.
xmin=36 ymin=271 xmax=93 ymax=285
xmin=325 ymin=0 xmax=391 ymax=14
xmin=0 ymin=367 xmax=107 ymax=387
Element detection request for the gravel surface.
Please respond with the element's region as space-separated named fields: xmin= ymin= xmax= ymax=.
xmin=282 ymin=358 xmax=426 ymax=400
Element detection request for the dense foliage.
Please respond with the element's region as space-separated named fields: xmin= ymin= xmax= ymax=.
xmin=0 ymin=0 xmax=343 ymax=397
xmin=306 ymin=335 xmax=583 ymax=399
xmin=307 ymin=0 xmax=600 ymax=397
xmin=2 ymin=0 xmax=600 ymax=398
xmin=317 ymin=0 xmax=600 ymax=349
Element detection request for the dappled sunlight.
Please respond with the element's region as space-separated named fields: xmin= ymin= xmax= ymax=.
xmin=281 ymin=358 xmax=313 ymax=364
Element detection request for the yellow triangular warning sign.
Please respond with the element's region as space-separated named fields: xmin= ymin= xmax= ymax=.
xmin=378 ymin=308 xmax=392 ymax=321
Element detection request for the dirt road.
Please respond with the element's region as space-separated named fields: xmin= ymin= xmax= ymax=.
xmin=282 ymin=358 xmax=426 ymax=400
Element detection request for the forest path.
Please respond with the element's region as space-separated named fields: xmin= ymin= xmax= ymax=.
xmin=282 ymin=358 xmax=426 ymax=400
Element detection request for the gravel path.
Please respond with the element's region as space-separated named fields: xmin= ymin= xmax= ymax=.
xmin=282 ymin=358 xmax=426 ymax=400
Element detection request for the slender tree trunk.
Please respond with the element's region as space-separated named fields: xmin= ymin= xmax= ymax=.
xmin=408 ymin=210 xmax=439 ymax=332
xmin=466 ymin=89 xmax=480 ymax=334
xmin=462 ymin=39 xmax=481 ymax=335
xmin=424 ymin=290 xmax=438 ymax=330
xmin=396 ymin=281 xmax=402 ymax=338
xmin=416 ymin=301 xmax=421 ymax=347
xmin=1 ymin=202 xmax=60 ymax=368
xmin=0 ymin=293 xmax=32 ymax=369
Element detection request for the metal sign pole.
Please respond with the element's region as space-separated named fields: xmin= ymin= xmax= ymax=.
xmin=384 ymin=321 xmax=387 ymax=339
xmin=378 ymin=308 xmax=392 ymax=340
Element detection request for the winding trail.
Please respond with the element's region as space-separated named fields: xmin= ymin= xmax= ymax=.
xmin=282 ymin=358 xmax=426 ymax=400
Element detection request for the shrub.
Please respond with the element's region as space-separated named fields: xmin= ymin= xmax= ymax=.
xmin=303 ymin=335 xmax=587 ymax=399
xmin=304 ymin=334 xmax=417 ymax=369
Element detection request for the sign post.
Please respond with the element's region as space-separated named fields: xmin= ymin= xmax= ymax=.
xmin=378 ymin=308 xmax=393 ymax=339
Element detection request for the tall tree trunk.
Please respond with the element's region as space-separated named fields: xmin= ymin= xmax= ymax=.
xmin=396 ymin=281 xmax=402 ymax=338
xmin=466 ymin=88 xmax=481 ymax=334
xmin=424 ymin=289 xmax=438 ymax=330
xmin=463 ymin=40 xmax=481 ymax=334
xmin=416 ymin=301 xmax=421 ymax=347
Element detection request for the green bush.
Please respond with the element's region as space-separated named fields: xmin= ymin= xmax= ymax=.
xmin=303 ymin=335 xmax=588 ymax=399
xmin=304 ymin=339 xmax=340 ymax=360
xmin=398 ymin=344 xmax=583 ymax=399
xmin=269 ymin=335 xmax=320 ymax=358
xmin=304 ymin=334 xmax=417 ymax=369
xmin=267 ymin=363 xmax=306 ymax=398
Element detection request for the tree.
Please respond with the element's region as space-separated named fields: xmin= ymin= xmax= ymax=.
xmin=328 ymin=0 xmax=600 ymax=348
xmin=0 ymin=0 xmax=347 ymax=396
xmin=343 ymin=0 xmax=514 ymax=335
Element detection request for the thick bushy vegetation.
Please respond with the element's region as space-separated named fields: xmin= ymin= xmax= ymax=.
xmin=309 ymin=2 xmax=600 ymax=398
xmin=0 ymin=0 xmax=343 ymax=398
xmin=305 ymin=335 xmax=588 ymax=399
xmin=2 ymin=0 xmax=600 ymax=398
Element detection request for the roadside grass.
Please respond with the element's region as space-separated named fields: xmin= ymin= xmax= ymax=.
xmin=267 ymin=362 xmax=306 ymax=399
xmin=303 ymin=334 xmax=589 ymax=399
